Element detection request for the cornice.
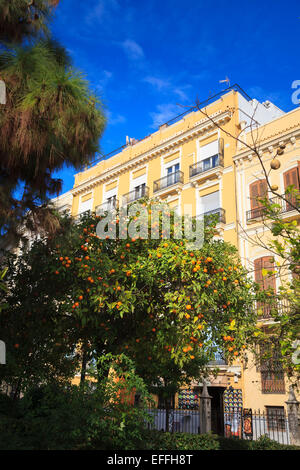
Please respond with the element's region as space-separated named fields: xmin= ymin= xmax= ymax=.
xmin=233 ymin=127 xmax=300 ymax=163
xmin=72 ymin=110 xmax=232 ymax=196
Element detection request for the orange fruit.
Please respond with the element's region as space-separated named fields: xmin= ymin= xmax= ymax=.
xmin=186 ymin=305 xmax=192 ymax=310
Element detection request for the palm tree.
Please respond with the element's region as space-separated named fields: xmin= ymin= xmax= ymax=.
xmin=0 ymin=0 xmax=59 ymax=42
xmin=0 ymin=4 xmax=106 ymax=244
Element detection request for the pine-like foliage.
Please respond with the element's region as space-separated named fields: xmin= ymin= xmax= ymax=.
xmin=0 ymin=2 xmax=106 ymax=245
xmin=0 ymin=0 xmax=59 ymax=42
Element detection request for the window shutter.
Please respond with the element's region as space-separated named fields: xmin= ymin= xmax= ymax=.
xmin=284 ymin=167 xmax=299 ymax=191
xmin=254 ymin=258 xmax=263 ymax=287
xmin=254 ymin=256 xmax=276 ymax=292
xmin=262 ymin=257 xmax=276 ymax=292
xmin=284 ymin=167 xmax=300 ymax=211
xmin=250 ymin=180 xmax=267 ymax=210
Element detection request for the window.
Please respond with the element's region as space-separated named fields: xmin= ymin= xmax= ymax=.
xmin=254 ymin=256 xmax=276 ymax=318
xmin=260 ymin=342 xmax=285 ymax=394
xmin=266 ymin=406 xmax=286 ymax=431
xmin=134 ymin=183 xmax=146 ymax=199
xmin=166 ymin=163 xmax=180 ymax=186
xmin=106 ymin=195 xmax=117 ymax=210
xmin=79 ymin=194 xmax=93 ymax=214
xmin=201 ymin=191 xmax=220 ymax=214
xmin=198 ymin=138 xmax=224 ymax=169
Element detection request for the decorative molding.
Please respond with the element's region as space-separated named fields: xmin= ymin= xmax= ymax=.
xmin=72 ymin=110 xmax=232 ymax=196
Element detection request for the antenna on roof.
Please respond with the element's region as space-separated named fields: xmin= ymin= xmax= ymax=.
xmin=219 ymin=77 xmax=231 ymax=88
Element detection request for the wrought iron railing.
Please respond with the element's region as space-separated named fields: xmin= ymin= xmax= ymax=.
xmin=255 ymin=299 xmax=290 ymax=320
xmin=246 ymin=193 xmax=299 ymax=222
xmin=197 ymin=208 xmax=226 ymax=225
xmin=153 ymin=171 xmax=184 ymax=193
xmin=189 ymin=154 xmax=224 ymax=179
xmin=261 ymin=372 xmax=285 ymax=394
xmin=122 ymin=186 xmax=149 ymax=206
xmin=146 ymin=407 xmax=290 ymax=444
xmin=208 ymin=350 xmax=227 ymax=365
xmin=96 ymin=199 xmax=118 ymax=215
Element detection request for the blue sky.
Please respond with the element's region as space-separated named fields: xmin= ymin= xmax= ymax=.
xmin=51 ymin=0 xmax=300 ymax=193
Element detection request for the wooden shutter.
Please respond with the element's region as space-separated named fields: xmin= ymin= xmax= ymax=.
xmin=254 ymin=256 xmax=276 ymax=291
xmin=262 ymin=257 xmax=276 ymax=292
xmin=254 ymin=258 xmax=264 ymax=287
xmin=254 ymin=257 xmax=276 ymax=318
xmin=283 ymin=166 xmax=300 ymax=211
xmin=250 ymin=180 xmax=268 ymax=210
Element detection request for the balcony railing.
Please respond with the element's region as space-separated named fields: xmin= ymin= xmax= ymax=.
xmin=122 ymin=186 xmax=149 ymax=206
xmin=96 ymin=199 xmax=118 ymax=215
xmin=208 ymin=350 xmax=227 ymax=366
xmin=255 ymin=299 xmax=290 ymax=320
xmin=261 ymin=372 xmax=285 ymax=394
xmin=189 ymin=154 xmax=224 ymax=179
xmin=197 ymin=208 xmax=226 ymax=225
xmin=246 ymin=193 xmax=299 ymax=223
xmin=153 ymin=170 xmax=184 ymax=193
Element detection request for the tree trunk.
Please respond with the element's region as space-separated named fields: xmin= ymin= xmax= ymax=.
xmin=80 ymin=348 xmax=87 ymax=386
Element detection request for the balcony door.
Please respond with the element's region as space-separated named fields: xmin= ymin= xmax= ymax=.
xmin=249 ymin=179 xmax=268 ymax=219
xmin=166 ymin=163 xmax=180 ymax=186
xmin=134 ymin=183 xmax=146 ymax=200
xmin=106 ymin=195 xmax=116 ymax=211
xmin=254 ymin=256 xmax=276 ymax=318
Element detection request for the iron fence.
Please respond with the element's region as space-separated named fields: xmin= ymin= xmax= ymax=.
xmin=146 ymin=408 xmax=291 ymax=445
xmin=224 ymin=409 xmax=290 ymax=445
xmin=147 ymin=408 xmax=200 ymax=434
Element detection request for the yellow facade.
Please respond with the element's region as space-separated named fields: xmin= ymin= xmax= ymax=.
xmin=234 ymin=107 xmax=300 ymax=411
xmin=56 ymin=88 xmax=297 ymax=430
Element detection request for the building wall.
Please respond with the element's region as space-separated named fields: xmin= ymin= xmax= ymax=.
xmin=235 ymin=107 xmax=300 ymax=411
xmin=65 ymin=89 xmax=296 ymax=413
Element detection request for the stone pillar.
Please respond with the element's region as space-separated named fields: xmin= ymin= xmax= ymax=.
xmin=200 ymin=382 xmax=212 ymax=434
xmin=285 ymin=385 xmax=300 ymax=446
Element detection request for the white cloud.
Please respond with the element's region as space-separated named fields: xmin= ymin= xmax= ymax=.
xmin=120 ymin=39 xmax=144 ymax=60
xmin=107 ymin=111 xmax=126 ymax=126
xmin=85 ymin=0 xmax=120 ymax=25
xmin=149 ymin=103 xmax=182 ymax=129
xmin=144 ymin=75 xmax=191 ymax=102
xmin=143 ymin=76 xmax=170 ymax=91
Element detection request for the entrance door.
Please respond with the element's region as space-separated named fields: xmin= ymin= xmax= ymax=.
xmin=208 ymin=386 xmax=226 ymax=435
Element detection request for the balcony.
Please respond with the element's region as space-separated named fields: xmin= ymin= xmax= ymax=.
xmin=122 ymin=186 xmax=149 ymax=206
xmin=96 ymin=199 xmax=118 ymax=215
xmin=208 ymin=350 xmax=227 ymax=366
xmin=197 ymin=208 xmax=226 ymax=225
xmin=246 ymin=193 xmax=299 ymax=224
xmin=189 ymin=154 xmax=224 ymax=182
xmin=255 ymin=299 xmax=290 ymax=320
xmin=153 ymin=170 xmax=184 ymax=196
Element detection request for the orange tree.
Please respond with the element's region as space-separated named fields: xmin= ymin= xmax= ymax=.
xmin=0 ymin=200 xmax=260 ymax=398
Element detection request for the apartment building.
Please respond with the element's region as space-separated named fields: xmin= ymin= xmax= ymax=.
xmin=59 ymin=86 xmax=288 ymax=433
xmin=234 ymin=106 xmax=300 ymax=417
